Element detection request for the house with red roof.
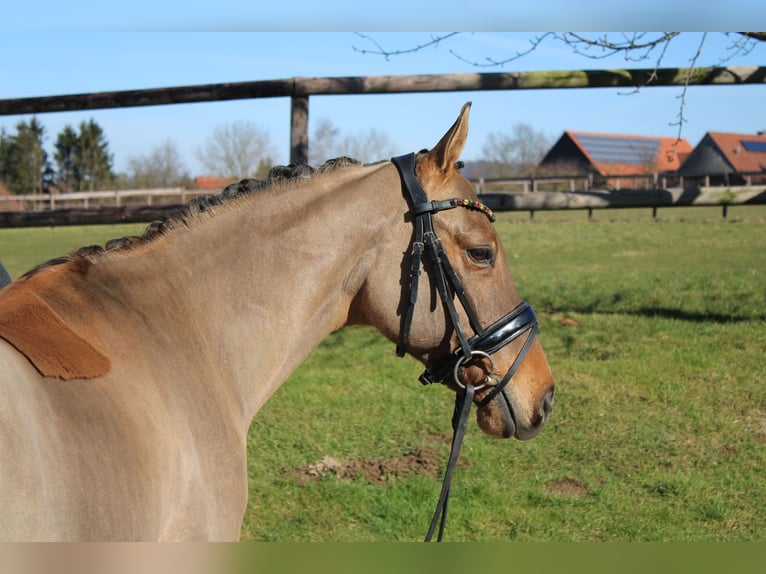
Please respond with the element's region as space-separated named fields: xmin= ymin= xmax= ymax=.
xmin=539 ymin=131 xmax=692 ymax=188
xmin=192 ymin=176 xmax=236 ymax=190
xmin=678 ymin=131 xmax=766 ymax=185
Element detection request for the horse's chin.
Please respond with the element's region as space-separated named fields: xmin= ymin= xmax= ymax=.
xmin=476 ymin=396 xmax=517 ymax=439
xmin=476 ymin=391 xmax=544 ymax=440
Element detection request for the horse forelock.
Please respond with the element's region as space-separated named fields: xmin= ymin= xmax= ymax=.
xmin=20 ymin=156 xmax=365 ymax=280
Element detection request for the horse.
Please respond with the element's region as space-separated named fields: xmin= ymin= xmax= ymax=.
xmin=0 ymin=103 xmax=554 ymax=541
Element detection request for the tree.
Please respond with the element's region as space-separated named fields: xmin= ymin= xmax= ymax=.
xmin=54 ymin=125 xmax=80 ymax=192
xmin=0 ymin=129 xmax=14 ymax=190
xmin=339 ymin=128 xmax=395 ymax=164
xmin=309 ymin=118 xmax=395 ymax=164
xmin=481 ymin=123 xmax=552 ymax=178
xmin=76 ymin=119 xmax=114 ymax=191
xmin=309 ymin=118 xmax=340 ymax=165
xmin=196 ymin=121 xmax=274 ymax=178
xmin=1 ymin=118 xmax=52 ymax=195
xmin=125 ymin=139 xmax=189 ymax=188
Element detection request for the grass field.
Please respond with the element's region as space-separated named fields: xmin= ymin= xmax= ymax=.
xmin=0 ymin=205 xmax=764 ymax=541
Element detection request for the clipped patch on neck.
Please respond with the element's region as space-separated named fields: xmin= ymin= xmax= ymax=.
xmin=0 ymin=266 xmax=110 ymax=380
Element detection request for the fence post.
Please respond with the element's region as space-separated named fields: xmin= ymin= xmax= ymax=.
xmin=290 ymin=95 xmax=309 ymax=165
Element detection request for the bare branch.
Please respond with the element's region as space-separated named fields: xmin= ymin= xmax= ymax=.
xmin=719 ymin=32 xmax=761 ymax=63
xmin=666 ymin=33 xmax=708 ymax=161
xmin=352 ymin=32 xmax=762 ymax=150
xmin=739 ymin=32 xmax=766 ymax=42
xmin=352 ymin=33 xmax=461 ymax=60
xmin=554 ymin=32 xmax=682 ymax=62
xmin=448 ymin=33 xmax=554 ymax=67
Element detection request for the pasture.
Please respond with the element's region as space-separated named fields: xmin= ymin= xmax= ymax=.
xmin=0 ymin=205 xmax=764 ymax=541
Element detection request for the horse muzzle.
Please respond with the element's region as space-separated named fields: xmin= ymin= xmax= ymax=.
xmin=419 ymin=302 xmax=554 ymax=439
xmin=476 ymin=377 xmax=555 ymax=439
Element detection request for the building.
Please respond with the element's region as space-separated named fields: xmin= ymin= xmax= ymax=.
xmin=539 ymin=131 xmax=692 ymax=188
xmin=678 ymin=131 xmax=766 ymax=185
xmin=192 ymin=176 xmax=236 ymax=190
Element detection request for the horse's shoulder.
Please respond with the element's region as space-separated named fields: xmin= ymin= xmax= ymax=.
xmin=0 ymin=262 xmax=110 ymax=380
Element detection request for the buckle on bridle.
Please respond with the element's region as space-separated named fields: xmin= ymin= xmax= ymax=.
xmin=452 ymin=350 xmax=495 ymax=392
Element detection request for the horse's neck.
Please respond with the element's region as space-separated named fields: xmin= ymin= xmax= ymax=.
xmin=91 ymin=162 xmax=399 ymax=422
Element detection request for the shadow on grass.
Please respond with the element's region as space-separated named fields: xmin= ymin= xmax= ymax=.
xmin=546 ymin=305 xmax=765 ymax=324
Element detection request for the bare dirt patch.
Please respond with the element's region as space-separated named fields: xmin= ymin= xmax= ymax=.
xmin=295 ymin=447 xmax=451 ymax=485
xmin=542 ymin=477 xmax=589 ymax=499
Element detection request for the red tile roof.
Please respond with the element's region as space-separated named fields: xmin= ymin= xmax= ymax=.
xmin=567 ymin=131 xmax=692 ymax=176
xmin=704 ymin=132 xmax=766 ymax=173
xmin=193 ymin=176 xmax=235 ymax=190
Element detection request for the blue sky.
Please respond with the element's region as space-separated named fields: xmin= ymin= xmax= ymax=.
xmin=1 ymin=28 xmax=764 ymax=176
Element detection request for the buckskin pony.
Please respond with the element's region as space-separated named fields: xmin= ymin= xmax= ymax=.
xmin=0 ymin=103 xmax=554 ymax=541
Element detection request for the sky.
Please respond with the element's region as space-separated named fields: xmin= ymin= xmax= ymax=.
xmin=1 ymin=17 xmax=765 ymax=177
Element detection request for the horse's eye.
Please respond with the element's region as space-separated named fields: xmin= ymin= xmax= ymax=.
xmin=467 ymin=246 xmax=495 ymax=266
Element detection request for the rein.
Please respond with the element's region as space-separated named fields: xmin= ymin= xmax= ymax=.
xmin=391 ymin=153 xmax=539 ymax=542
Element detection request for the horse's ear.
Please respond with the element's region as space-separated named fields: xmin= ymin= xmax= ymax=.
xmin=427 ymin=102 xmax=471 ymax=172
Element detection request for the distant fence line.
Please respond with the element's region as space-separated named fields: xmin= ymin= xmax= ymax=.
xmin=1 ymin=66 xmax=764 ymax=165
xmin=1 ymin=185 xmax=764 ymax=228
xmin=0 ymin=187 xmax=207 ymax=211
xmin=480 ymin=186 xmax=766 ymax=216
xmin=474 ymin=171 xmax=766 ymax=194
xmin=2 ymin=168 xmax=766 ymax=212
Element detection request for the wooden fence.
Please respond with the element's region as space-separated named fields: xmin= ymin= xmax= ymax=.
xmin=474 ymin=172 xmax=766 ymax=194
xmin=0 ymin=188 xmax=207 ymax=211
xmin=1 ymin=66 xmax=764 ymax=165
xmin=1 ymin=66 xmax=764 ymax=227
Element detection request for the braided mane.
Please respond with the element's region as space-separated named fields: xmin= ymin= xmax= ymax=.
xmin=22 ymin=157 xmax=363 ymax=278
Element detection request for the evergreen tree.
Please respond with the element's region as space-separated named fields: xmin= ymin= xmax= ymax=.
xmin=4 ymin=118 xmax=52 ymax=194
xmin=75 ymin=119 xmax=114 ymax=191
xmin=54 ymin=125 xmax=81 ymax=192
xmin=0 ymin=128 xmax=15 ymax=189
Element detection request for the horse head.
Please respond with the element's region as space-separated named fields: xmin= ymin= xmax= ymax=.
xmin=352 ymin=103 xmax=554 ymax=441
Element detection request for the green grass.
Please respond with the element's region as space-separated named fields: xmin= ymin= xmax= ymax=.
xmin=1 ymin=205 xmax=764 ymax=541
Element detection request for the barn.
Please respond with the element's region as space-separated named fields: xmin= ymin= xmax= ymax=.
xmin=539 ymin=131 xmax=692 ymax=188
xmin=678 ymin=131 xmax=766 ymax=185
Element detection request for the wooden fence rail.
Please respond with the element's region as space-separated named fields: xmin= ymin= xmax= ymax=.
xmin=479 ymin=186 xmax=766 ymax=212
xmin=2 ymin=66 xmax=764 ymax=164
xmin=0 ymin=188 xmax=209 ymax=211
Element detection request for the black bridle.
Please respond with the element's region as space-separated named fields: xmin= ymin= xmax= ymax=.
xmin=391 ymin=153 xmax=539 ymax=542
